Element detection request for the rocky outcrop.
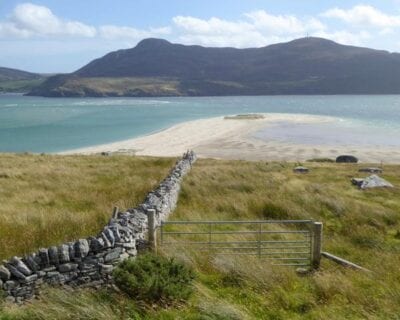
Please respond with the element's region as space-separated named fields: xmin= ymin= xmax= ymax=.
xmin=351 ymin=174 xmax=393 ymax=189
xmin=0 ymin=151 xmax=196 ymax=303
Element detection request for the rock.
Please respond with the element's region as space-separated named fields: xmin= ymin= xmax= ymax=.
xmin=74 ymin=239 xmax=90 ymax=258
xmin=293 ymin=166 xmax=309 ymax=173
xmin=23 ymin=255 xmax=39 ymax=273
xmin=4 ymin=280 xmax=18 ymax=290
xmin=0 ymin=265 xmax=11 ymax=281
xmin=336 ymin=155 xmax=358 ymax=163
xmin=58 ymin=263 xmax=79 ymax=273
xmin=351 ymin=178 xmax=364 ymax=187
xmin=104 ymin=247 xmax=123 ymax=263
xmin=99 ymin=264 xmax=114 ymax=274
xmin=360 ymin=174 xmax=394 ymax=189
xmin=103 ymin=228 xmax=115 ymax=247
xmin=38 ymin=248 xmax=50 ymax=268
xmin=6 ymin=264 xmax=26 ymax=280
xmin=20 ymin=274 xmax=38 ymax=283
xmin=58 ymin=244 xmax=70 ymax=263
xmin=9 ymin=257 xmax=32 ymax=276
xmin=48 ymin=246 xmax=59 ymax=266
xmin=67 ymin=242 xmax=75 ymax=261
xmin=358 ymin=167 xmax=383 ymax=174
xmin=89 ymin=237 xmax=104 ymax=253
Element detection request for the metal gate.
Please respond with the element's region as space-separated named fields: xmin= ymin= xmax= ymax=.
xmin=159 ymin=220 xmax=321 ymax=267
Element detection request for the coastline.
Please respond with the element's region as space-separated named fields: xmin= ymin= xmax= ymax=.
xmin=61 ymin=113 xmax=400 ymax=163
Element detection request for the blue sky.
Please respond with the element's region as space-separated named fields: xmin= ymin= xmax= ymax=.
xmin=1 ymin=1 xmax=400 ymax=73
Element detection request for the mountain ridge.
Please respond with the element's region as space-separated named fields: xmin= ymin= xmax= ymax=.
xmin=28 ymin=37 xmax=400 ymax=97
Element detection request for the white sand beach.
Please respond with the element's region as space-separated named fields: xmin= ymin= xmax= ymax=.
xmin=62 ymin=113 xmax=400 ymax=163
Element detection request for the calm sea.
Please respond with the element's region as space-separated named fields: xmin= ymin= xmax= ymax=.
xmin=1 ymin=94 xmax=400 ymax=153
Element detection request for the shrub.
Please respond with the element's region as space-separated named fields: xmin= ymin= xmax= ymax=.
xmin=113 ymin=254 xmax=195 ymax=306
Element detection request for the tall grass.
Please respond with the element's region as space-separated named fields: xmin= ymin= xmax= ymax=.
xmin=0 ymin=153 xmax=175 ymax=259
xmin=1 ymin=156 xmax=400 ymax=319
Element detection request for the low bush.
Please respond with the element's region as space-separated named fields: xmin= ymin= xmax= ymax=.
xmin=113 ymin=254 xmax=195 ymax=306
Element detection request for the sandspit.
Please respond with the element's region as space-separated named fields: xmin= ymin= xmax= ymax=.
xmin=62 ymin=113 xmax=400 ymax=163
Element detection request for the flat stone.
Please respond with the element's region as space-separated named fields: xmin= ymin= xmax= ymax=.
xmin=293 ymin=166 xmax=309 ymax=173
xmin=58 ymin=263 xmax=79 ymax=273
xmin=6 ymin=264 xmax=26 ymax=280
xmin=336 ymin=155 xmax=358 ymax=163
xmin=0 ymin=265 xmax=11 ymax=281
xmin=359 ymin=167 xmax=383 ymax=174
xmin=104 ymin=247 xmax=123 ymax=263
xmin=68 ymin=242 xmax=76 ymax=261
xmin=58 ymin=244 xmax=70 ymax=263
xmin=99 ymin=264 xmax=114 ymax=274
xmin=9 ymin=257 xmax=32 ymax=276
xmin=360 ymin=174 xmax=394 ymax=189
xmin=74 ymin=239 xmax=90 ymax=258
xmin=20 ymin=274 xmax=38 ymax=283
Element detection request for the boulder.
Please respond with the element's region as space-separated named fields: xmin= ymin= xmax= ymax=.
xmin=336 ymin=155 xmax=358 ymax=163
xmin=58 ymin=244 xmax=70 ymax=263
xmin=0 ymin=265 xmax=11 ymax=281
xmin=9 ymin=257 xmax=32 ymax=276
xmin=352 ymin=174 xmax=394 ymax=189
xmin=74 ymin=239 xmax=90 ymax=258
xmin=358 ymin=167 xmax=383 ymax=174
xmin=293 ymin=166 xmax=309 ymax=173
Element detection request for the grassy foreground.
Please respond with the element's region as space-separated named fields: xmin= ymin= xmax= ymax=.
xmin=1 ymin=156 xmax=400 ymax=319
xmin=0 ymin=153 xmax=175 ymax=260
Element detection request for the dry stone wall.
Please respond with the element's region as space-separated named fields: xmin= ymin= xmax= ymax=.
xmin=0 ymin=151 xmax=196 ymax=303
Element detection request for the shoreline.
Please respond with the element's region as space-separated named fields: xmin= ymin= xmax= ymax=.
xmin=61 ymin=113 xmax=400 ymax=163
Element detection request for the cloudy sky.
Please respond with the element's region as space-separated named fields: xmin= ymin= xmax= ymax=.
xmin=1 ymin=0 xmax=400 ymax=73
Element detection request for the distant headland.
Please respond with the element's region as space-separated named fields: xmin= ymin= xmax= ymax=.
xmin=3 ymin=37 xmax=400 ymax=97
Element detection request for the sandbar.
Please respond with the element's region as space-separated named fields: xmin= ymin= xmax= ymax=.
xmin=62 ymin=113 xmax=400 ymax=163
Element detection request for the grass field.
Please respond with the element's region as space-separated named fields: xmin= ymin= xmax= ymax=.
xmin=0 ymin=153 xmax=175 ymax=260
xmin=1 ymin=156 xmax=400 ymax=319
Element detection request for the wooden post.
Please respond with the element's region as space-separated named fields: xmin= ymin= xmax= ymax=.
xmin=147 ymin=209 xmax=157 ymax=251
xmin=312 ymin=222 xmax=323 ymax=269
xmin=112 ymin=206 xmax=119 ymax=219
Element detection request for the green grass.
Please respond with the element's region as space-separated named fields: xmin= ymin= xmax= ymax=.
xmin=1 ymin=156 xmax=400 ymax=319
xmin=0 ymin=78 xmax=45 ymax=92
xmin=0 ymin=153 xmax=175 ymax=259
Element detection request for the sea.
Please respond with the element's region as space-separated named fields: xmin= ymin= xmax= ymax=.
xmin=1 ymin=94 xmax=400 ymax=153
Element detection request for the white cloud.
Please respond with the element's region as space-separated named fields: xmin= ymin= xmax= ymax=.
xmin=322 ymin=5 xmax=400 ymax=28
xmin=0 ymin=2 xmax=96 ymax=38
xmin=313 ymin=30 xmax=371 ymax=46
xmin=99 ymin=25 xmax=170 ymax=40
xmin=172 ymin=11 xmax=326 ymax=48
xmin=245 ymin=10 xmax=325 ymax=35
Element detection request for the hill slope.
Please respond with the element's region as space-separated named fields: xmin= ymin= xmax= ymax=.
xmin=0 ymin=67 xmax=45 ymax=93
xmin=28 ymin=37 xmax=400 ymax=97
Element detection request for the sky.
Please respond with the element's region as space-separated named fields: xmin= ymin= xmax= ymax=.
xmin=2 ymin=1 xmax=400 ymax=73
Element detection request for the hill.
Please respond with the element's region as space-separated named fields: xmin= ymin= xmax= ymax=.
xmin=28 ymin=37 xmax=400 ymax=97
xmin=0 ymin=67 xmax=45 ymax=93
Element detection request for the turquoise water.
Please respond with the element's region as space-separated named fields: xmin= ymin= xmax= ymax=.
xmin=1 ymin=94 xmax=400 ymax=152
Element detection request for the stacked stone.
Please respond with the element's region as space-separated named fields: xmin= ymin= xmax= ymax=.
xmin=0 ymin=150 xmax=197 ymax=303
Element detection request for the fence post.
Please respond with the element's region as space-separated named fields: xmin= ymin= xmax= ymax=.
xmin=312 ymin=222 xmax=323 ymax=269
xmin=112 ymin=206 xmax=119 ymax=219
xmin=147 ymin=209 xmax=157 ymax=251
